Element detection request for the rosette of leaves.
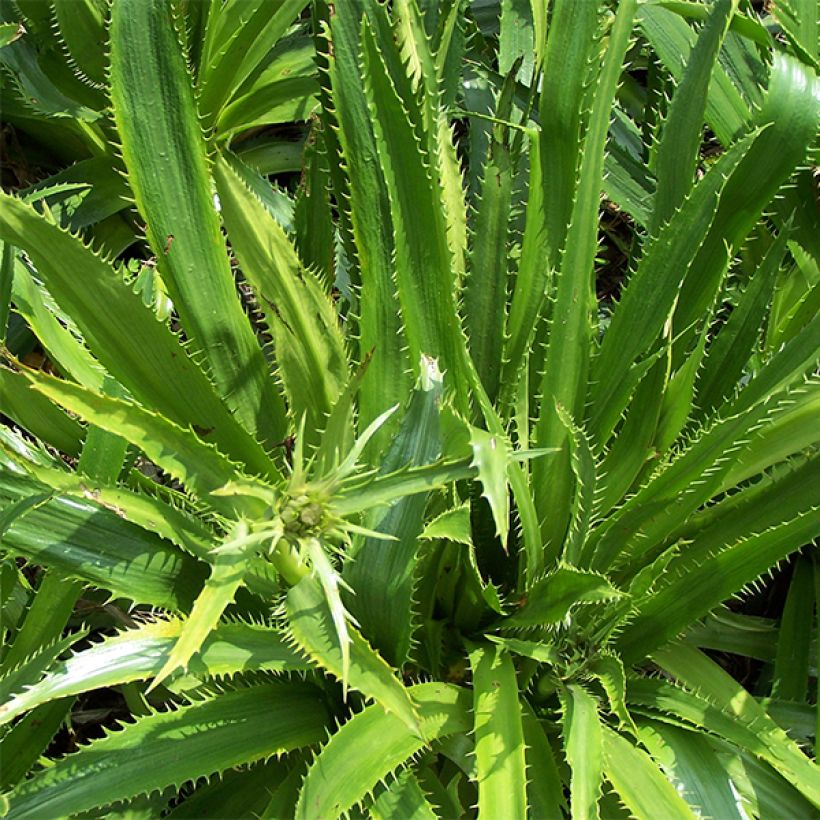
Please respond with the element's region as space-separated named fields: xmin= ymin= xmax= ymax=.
xmin=1 ymin=0 xmax=819 ymax=817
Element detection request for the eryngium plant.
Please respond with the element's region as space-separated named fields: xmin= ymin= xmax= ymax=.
xmin=1 ymin=0 xmax=818 ymax=817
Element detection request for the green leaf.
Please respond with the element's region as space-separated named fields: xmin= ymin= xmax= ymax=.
xmin=594 ymin=357 xmax=667 ymax=516
xmin=588 ymin=653 xmax=636 ymax=734
xmin=0 ymin=619 xmax=308 ymax=726
xmin=499 ymin=0 xmax=534 ymax=81
xmin=601 ymin=725 xmax=696 ymax=819
xmin=713 ymin=738 xmax=817 ymax=820
xmin=637 ymin=720 xmax=744 ymax=820
xmin=533 ymin=0 xmax=637 ymax=556
xmin=617 ymin=455 xmax=820 ymax=661
xmin=293 ymin=130 xmax=335 ymax=286
xmin=695 ymin=229 xmax=786 ymax=417
xmin=0 ymin=461 xmax=207 ymax=611
xmin=345 ymin=358 xmax=443 ymax=667
xmin=537 ymin=0 xmax=600 ymax=265
xmin=0 ymin=22 xmax=23 ymax=48
xmin=521 ymin=702 xmax=565 ymax=818
xmin=110 ymin=0 xmax=286 ymax=449
xmin=213 ymin=153 xmax=348 ymax=447
xmin=638 ymin=4 xmax=749 ymax=144
xmin=218 ymin=72 xmax=317 ymax=138
xmin=302 ymin=537 xmax=354 ymax=693
xmin=464 ymin=64 xmax=516 ymax=403
xmin=772 ymin=555 xmax=814 ymax=702
xmin=671 ymin=54 xmax=820 ymax=344
xmin=2 ymin=437 xmax=214 ymax=561
xmin=584 ymin=391 xmax=785 ymax=573
xmin=325 ymin=0 xmax=409 ymax=451
xmin=164 ymin=761 xmax=288 ymax=820
xmin=0 ymin=698 xmax=74 ymax=792
xmin=294 ymin=682 xmax=471 ymax=820
xmin=5 ymin=682 xmax=330 ymax=819
xmin=148 ymin=521 xmax=266 ymax=691
xmin=20 ymin=158 xmax=131 ymax=231
xmin=486 ymin=636 xmax=559 ymax=666
xmin=0 ymin=569 xmax=84 ymax=697
xmin=360 ymin=18 xmax=470 ymax=410
xmin=771 ymin=0 xmax=819 ymax=67
xmin=0 ymin=240 xmax=12 ymax=334
xmin=392 ymin=0 xmax=468 ymax=286
xmin=604 ymin=111 xmax=657 ymax=226
xmin=650 ymin=0 xmax=736 ymax=234
xmin=468 ymin=424 xmax=511 ymax=546
xmin=652 ymin=644 xmax=820 ymax=807
xmin=501 ymin=132 xmax=549 ymax=407
xmin=0 ymin=192 xmax=273 ymax=476
xmin=501 ymin=567 xmax=621 ymax=629
xmin=11 ymin=250 xmax=105 ymax=381
xmin=0 ymin=20 xmax=103 ymax=119
xmin=369 ymin=769 xmax=437 ymax=820
xmin=218 ymin=73 xmax=317 ymax=140
xmin=197 ymin=0 xmax=310 ymax=127
xmin=332 ymin=457 xmax=477 ymax=517
xmin=52 ymin=0 xmax=107 ymax=86
xmin=562 ymin=684 xmax=603 ymax=820
xmin=683 ymin=608 xmax=779 ymax=662
xmin=653 ymin=328 xmax=707 ymax=453
xmin=0 ymin=629 xmax=84 ymax=708
xmin=77 ymin=376 xmax=128 ymax=484
xmin=468 ymin=642 xmax=527 ymax=818
xmin=24 ymin=369 xmax=269 ymax=518
xmin=286 ymin=576 xmax=420 ymax=735
xmin=420 ymin=502 xmax=472 ymax=545
xmin=0 ymin=366 xmax=84 ymax=456
xmin=588 ymin=132 xmax=754 ymax=440
xmin=556 ymin=406 xmax=596 ymax=564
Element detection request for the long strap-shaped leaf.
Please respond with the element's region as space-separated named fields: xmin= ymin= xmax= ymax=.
xmin=148 ymin=521 xmax=271 ymax=692
xmin=616 ymin=457 xmax=820 ymax=662
xmin=197 ymin=0 xmax=309 ymax=128
xmin=533 ymin=0 xmax=637 ymax=559
xmin=286 ymin=576 xmax=420 ymax=735
xmin=0 ymin=466 xmax=206 ymax=611
xmin=601 ymin=725 xmax=696 ymax=819
xmin=344 ymin=359 xmax=443 ymax=667
xmin=5 ymin=682 xmax=330 ymax=819
xmin=672 ymin=53 xmax=820 ymax=343
xmin=0 ymin=366 xmax=84 ymax=456
xmin=213 ymin=154 xmax=348 ymax=447
xmin=0 ymin=193 xmax=275 ymax=477
xmin=537 ymin=0 xmax=601 ymax=267
xmin=11 ymin=251 xmax=107 ymax=392
xmin=629 ymin=676 xmax=809 ymax=789
xmin=110 ymin=0 xmax=286 ymax=450
xmin=393 ymin=0 xmax=468 ymax=284
xmin=3 ymin=441 xmax=214 ymax=560
xmin=639 ymin=4 xmax=749 ymax=143
xmin=0 ymin=619 xmax=307 ymax=726
xmin=325 ymin=0 xmax=409 ymax=452
xmin=295 ymin=682 xmax=471 ymax=819
xmin=651 ymin=644 xmax=820 ymax=808
xmin=636 ymin=720 xmax=745 ymax=820
xmin=464 ymin=65 xmax=516 ymax=404
xmin=468 ymin=643 xmax=527 ymax=818
xmin=360 ymin=18 xmax=470 ymax=412
xmin=649 ymin=0 xmax=736 ymax=235
xmin=587 ymin=132 xmax=753 ymax=441
xmin=24 ymin=368 xmax=269 ymax=519
xmin=561 ymin=684 xmax=604 ymax=820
